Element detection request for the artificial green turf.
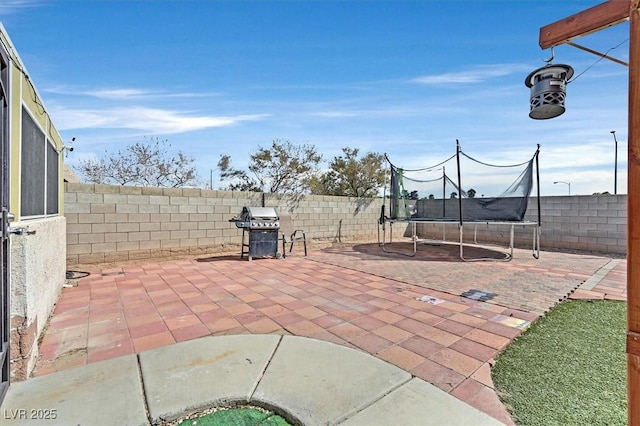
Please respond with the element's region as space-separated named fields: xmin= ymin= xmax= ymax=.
xmin=179 ymin=407 xmax=291 ymax=426
xmin=492 ymin=300 xmax=627 ymax=426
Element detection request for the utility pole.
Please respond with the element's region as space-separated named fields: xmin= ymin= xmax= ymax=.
xmin=538 ymin=1 xmax=638 ymax=423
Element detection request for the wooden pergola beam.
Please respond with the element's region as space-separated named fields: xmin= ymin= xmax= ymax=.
xmin=539 ymin=0 xmax=631 ymax=49
xmin=627 ymin=2 xmax=640 ymax=424
xmin=538 ymin=1 xmax=640 ymax=425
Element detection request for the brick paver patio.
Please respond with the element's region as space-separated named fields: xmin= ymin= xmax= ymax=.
xmin=34 ymin=243 xmax=626 ymax=425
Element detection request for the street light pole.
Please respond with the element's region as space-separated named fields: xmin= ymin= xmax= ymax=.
xmin=553 ymin=180 xmax=571 ymax=195
xmin=611 ymin=130 xmax=619 ymax=194
xmin=210 ymin=168 xmax=213 ymax=190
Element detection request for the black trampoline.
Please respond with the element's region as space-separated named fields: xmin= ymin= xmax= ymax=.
xmin=379 ymin=140 xmax=541 ymax=261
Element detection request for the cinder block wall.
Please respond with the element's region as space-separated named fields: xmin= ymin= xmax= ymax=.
xmin=414 ymin=194 xmax=627 ymax=254
xmin=65 ymin=183 xmax=627 ymax=265
xmin=533 ymin=195 xmax=626 ymax=253
xmin=64 ymin=183 xmax=406 ymax=265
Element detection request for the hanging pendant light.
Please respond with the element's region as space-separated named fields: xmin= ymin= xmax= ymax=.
xmin=525 ymin=63 xmax=574 ymax=119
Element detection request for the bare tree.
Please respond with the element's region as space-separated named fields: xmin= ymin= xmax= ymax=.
xmin=75 ymin=137 xmax=199 ymax=187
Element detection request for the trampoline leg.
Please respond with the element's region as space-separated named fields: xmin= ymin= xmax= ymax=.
xmin=378 ymin=218 xmax=387 ymax=247
xmin=379 ymin=220 xmax=417 ymax=257
xmin=412 ymin=222 xmax=417 ymax=255
xmin=380 ymin=220 xmax=387 ymax=251
xmin=460 ymin=223 xmax=514 ymax=262
xmin=532 ymin=225 xmax=541 ymax=259
xmin=509 ymin=224 xmax=515 ymax=260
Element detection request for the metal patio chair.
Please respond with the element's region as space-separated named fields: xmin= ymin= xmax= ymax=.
xmin=279 ymin=214 xmax=307 ymax=257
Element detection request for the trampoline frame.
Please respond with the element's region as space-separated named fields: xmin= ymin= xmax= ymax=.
xmin=378 ymin=218 xmax=540 ymax=262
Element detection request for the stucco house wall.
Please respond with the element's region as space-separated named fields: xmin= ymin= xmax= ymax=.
xmin=1 ymin=24 xmax=67 ymax=380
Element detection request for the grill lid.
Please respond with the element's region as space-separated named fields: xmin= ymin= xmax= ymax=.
xmin=242 ymin=207 xmax=279 ymax=220
xmin=232 ymin=206 xmax=280 ymax=229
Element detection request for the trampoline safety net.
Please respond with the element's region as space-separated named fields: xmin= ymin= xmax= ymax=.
xmin=387 ymin=142 xmax=539 ymax=222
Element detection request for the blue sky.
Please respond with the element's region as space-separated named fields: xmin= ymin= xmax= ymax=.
xmin=0 ymin=0 xmax=630 ymax=195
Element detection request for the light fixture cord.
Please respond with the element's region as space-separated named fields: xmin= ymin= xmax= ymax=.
xmin=568 ymin=38 xmax=629 ymax=83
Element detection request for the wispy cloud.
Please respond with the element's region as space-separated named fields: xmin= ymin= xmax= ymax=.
xmin=51 ymin=106 xmax=269 ymax=134
xmin=86 ymin=88 xmax=217 ymax=100
xmin=307 ymin=103 xmax=462 ymax=120
xmin=0 ymin=0 xmax=41 ymax=15
xmin=46 ymin=86 xmax=217 ymax=100
xmin=85 ymin=88 xmax=161 ymax=99
xmin=411 ymin=63 xmax=531 ymax=85
xmin=311 ymin=110 xmax=362 ymax=119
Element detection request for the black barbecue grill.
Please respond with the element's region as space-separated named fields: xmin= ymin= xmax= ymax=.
xmin=231 ymin=207 xmax=280 ymax=260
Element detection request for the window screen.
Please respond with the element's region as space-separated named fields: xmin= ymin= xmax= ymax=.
xmin=46 ymin=141 xmax=59 ymax=215
xmin=21 ymin=108 xmax=46 ymax=217
xmin=0 ymin=59 xmax=7 ymax=209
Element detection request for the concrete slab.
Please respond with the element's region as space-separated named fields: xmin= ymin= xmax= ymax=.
xmin=580 ymin=258 xmax=620 ymax=290
xmin=139 ymin=334 xmax=280 ymax=423
xmin=340 ymin=377 xmax=505 ymax=426
xmin=1 ymin=355 xmax=146 ymax=426
xmin=252 ymin=335 xmax=411 ymax=426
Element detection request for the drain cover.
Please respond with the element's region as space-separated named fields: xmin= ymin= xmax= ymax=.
xmin=461 ymin=289 xmax=497 ymax=302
